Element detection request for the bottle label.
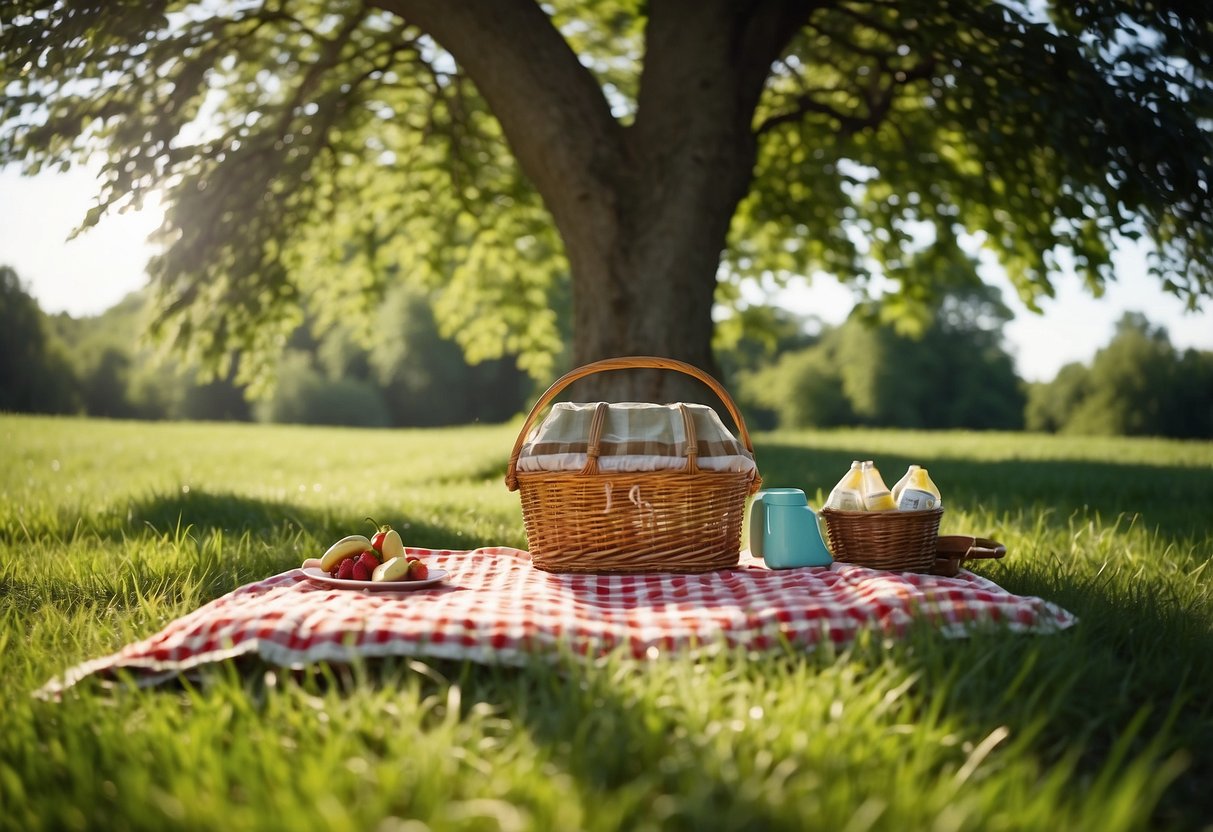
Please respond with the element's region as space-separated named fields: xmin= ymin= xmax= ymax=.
xmin=829 ymin=491 xmax=864 ymax=511
xmin=864 ymin=490 xmax=896 ymax=511
xmin=898 ymin=489 xmax=938 ymax=511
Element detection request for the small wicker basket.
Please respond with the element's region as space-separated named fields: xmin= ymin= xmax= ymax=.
xmin=505 ymin=356 xmax=762 ymax=573
xmin=819 ymin=506 xmax=944 ymax=572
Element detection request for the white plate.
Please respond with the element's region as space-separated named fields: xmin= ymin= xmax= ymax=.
xmin=300 ymin=566 xmax=449 ymax=592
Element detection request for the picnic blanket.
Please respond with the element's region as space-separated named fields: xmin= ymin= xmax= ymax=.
xmin=38 ymin=547 xmax=1076 ymax=697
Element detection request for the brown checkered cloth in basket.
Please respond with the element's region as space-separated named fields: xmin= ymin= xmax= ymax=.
xmin=517 ymin=402 xmax=757 ymax=474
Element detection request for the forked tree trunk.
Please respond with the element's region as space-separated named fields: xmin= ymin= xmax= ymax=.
xmin=559 ymin=1 xmax=803 ymax=404
xmin=378 ymin=0 xmax=806 ymax=402
xmin=561 ymin=137 xmax=756 ymax=405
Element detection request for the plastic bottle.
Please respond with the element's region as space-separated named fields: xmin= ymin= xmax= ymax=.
xmin=897 ymin=467 xmax=942 ymax=511
xmin=824 ymin=461 xmax=865 ymax=511
xmin=860 ymin=460 xmax=897 ymax=511
xmin=890 ymin=464 xmax=920 ymax=503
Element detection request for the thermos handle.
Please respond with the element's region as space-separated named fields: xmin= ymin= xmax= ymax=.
xmin=748 ymin=493 xmax=769 ymax=559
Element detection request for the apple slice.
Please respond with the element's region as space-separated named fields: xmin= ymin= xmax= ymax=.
xmin=371 ymin=556 xmax=412 ymax=582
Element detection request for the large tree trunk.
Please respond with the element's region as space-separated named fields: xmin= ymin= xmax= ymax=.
xmin=376 ymin=0 xmax=807 ymax=403
xmin=559 ymin=1 xmax=804 ymax=404
xmin=561 ymin=132 xmax=755 ymax=405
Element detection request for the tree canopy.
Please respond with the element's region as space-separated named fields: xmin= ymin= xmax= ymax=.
xmin=3 ymin=1 xmax=1212 ymax=400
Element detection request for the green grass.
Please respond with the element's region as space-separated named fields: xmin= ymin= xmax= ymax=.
xmin=2 ymin=414 xmax=1212 ymax=831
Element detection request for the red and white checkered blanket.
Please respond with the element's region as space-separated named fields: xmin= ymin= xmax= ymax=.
xmin=40 ymin=547 xmax=1075 ymax=696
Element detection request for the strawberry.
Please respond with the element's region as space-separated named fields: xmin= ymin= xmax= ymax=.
xmin=406 ymin=559 xmax=429 ymax=580
xmin=336 ymin=559 xmax=356 ymax=580
xmin=352 ymin=561 xmax=372 ymax=582
xmin=366 ymin=517 xmax=393 ymax=554
xmin=369 ymin=529 xmax=386 ymax=554
xmin=358 ymin=550 xmax=380 ymax=571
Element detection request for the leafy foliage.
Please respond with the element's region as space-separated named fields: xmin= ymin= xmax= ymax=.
xmin=741 ymin=284 xmax=1026 ymax=431
xmin=1025 ymin=313 xmax=1213 ymax=438
xmin=43 ymin=287 xmax=253 ymax=421
xmin=1023 ymin=362 xmax=1090 ymax=434
xmin=0 ymin=265 xmax=78 ymax=414
xmin=3 ymin=2 xmax=1212 ymax=386
xmin=735 ymin=3 xmax=1213 ymax=314
xmin=253 ymin=350 xmax=391 ymax=427
xmin=1 ymin=263 xmax=530 ymax=426
xmin=2 ymin=0 xmax=564 ymax=390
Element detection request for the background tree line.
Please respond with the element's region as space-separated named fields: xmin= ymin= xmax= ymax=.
xmin=0 ymin=264 xmax=529 ymax=428
xmin=4 ymin=263 xmax=1210 ymax=438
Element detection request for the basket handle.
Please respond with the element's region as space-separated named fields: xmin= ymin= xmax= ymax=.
xmin=966 ymin=538 xmax=1007 ymax=561
xmin=505 ymin=355 xmax=759 ymax=492
xmin=580 ymin=401 xmax=702 ymax=476
xmin=936 ymin=535 xmax=1007 ymax=562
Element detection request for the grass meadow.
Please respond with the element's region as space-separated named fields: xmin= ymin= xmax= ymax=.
xmin=2 ymin=414 xmax=1212 ymax=831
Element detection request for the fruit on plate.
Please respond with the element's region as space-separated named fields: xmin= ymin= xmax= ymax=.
xmin=372 ymin=556 xmax=412 ymax=582
xmin=310 ymin=526 xmax=428 ymax=583
xmin=367 ymin=518 xmax=406 ymax=560
xmin=381 ymin=529 xmax=405 ymax=560
xmin=319 ymin=535 xmax=374 ymax=572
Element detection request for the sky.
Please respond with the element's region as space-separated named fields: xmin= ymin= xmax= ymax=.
xmin=2 ymin=162 xmax=1211 ymax=383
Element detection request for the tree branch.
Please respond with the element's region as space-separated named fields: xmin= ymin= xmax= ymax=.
xmin=756 ymin=55 xmax=936 ymax=137
xmin=275 ymin=10 xmax=368 ymax=138
xmin=733 ymin=1 xmax=824 ymax=115
xmin=366 ymin=0 xmax=626 ymax=230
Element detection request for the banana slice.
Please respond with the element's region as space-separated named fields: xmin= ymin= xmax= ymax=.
xmin=318 ymin=535 xmax=373 ymax=572
xmin=372 ymin=556 xmax=412 ymax=582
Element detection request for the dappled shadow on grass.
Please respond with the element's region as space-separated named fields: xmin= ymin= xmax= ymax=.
xmin=836 ymin=531 xmax=1213 ymax=830
xmin=895 ymin=616 xmax=1213 ymax=827
xmin=125 ymin=488 xmax=520 ymax=586
xmin=4 ymin=489 xmax=518 ymax=617
xmin=0 ymin=489 xmax=324 ymax=547
xmin=432 ymin=455 xmax=512 ymax=486
xmin=754 ymin=441 xmax=1213 ymax=543
xmin=11 ymin=487 xmax=508 ymax=553
xmin=126 ymin=489 xmax=323 ymax=542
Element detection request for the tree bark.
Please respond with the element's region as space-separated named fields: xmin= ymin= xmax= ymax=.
xmin=372 ymin=0 xmax=810 ymax=403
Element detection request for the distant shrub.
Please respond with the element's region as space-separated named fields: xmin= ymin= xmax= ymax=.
xmin=254 ymin=352 xmax=390 ymax=427
xmin=1026 ymin=313 xmax=1213 ymax=439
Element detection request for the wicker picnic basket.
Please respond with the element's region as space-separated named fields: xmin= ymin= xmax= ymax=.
xmin=505 ymin=356 xmax=762 ymax=573
xmin=819 ymin=506 xmax=944 ymax=573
